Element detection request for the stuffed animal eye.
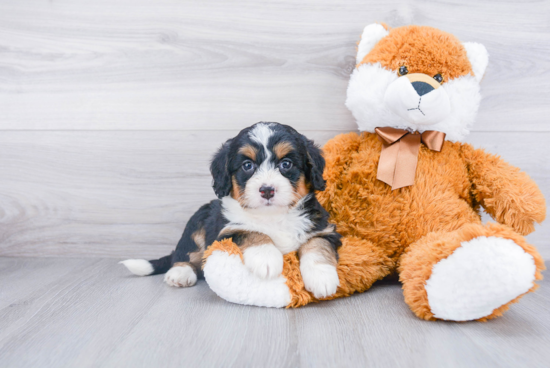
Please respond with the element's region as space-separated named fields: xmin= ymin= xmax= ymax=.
xmin=399 ymin=66 xmax=409 ymax=76
xmin=278 ymin=159 xmax=293 ymax=171
xmin=433 ymin=73 xmax=443 ymax=83
xmin=242 ymin=161 xmax=255 ymax=172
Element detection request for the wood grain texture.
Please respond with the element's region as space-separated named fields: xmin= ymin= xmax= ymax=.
xmin=0 ymin=0 xmax=549 ymax=259
xmin=0 ymin=131 xmax=548 ymax=258
xmin=0 ymin=257 xmax=549 ymax=368
xmin=0 ymin=0 xmax=549 ymax=131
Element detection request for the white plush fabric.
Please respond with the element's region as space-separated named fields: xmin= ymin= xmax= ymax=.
xmin=204 ymin=250 xmax=291 ymax=308
xmin=356 ymin=23 xmax=389 ymax=64
xmin=346 ymin=63 xmax=482 ymax=142
xmin=384 ymin=76 xmax=451 ymax=126
xmin=463 ymin=42 xmax=489 ymax=82
xmin=425 ymin=236 xmax=536 ymax=321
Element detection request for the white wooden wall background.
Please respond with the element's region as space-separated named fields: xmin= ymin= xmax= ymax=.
xmin=0 ymin=0 xmax=549 ymax=259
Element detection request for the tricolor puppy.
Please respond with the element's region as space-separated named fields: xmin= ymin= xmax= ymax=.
xmin=121 ymin=122 xmax=342 ymax=299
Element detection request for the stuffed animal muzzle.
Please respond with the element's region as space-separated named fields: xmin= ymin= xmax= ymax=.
xmin=385 ymin=73 xmax=451 ymax=125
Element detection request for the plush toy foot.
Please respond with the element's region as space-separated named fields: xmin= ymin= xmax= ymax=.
xmin=400 ymin=223 xmax=545 ymax=321
xmin=426 ymin=236 xmax=535 ymax=321
xmin=203 ymin=239 xmax=293 ymax=307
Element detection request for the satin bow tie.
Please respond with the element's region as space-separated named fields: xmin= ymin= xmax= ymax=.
xmin=375 ymin=127 xmax=446 ymax=190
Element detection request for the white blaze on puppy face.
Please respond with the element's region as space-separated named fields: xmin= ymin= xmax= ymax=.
xmin=243 ymin=123 xmax=296 ymax=209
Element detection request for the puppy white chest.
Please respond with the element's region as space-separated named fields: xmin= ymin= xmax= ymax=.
xmin=221 ymin=197 xmax=313 ymax=254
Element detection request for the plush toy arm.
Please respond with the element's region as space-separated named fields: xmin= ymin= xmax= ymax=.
xmin=202 ymin=239 xmax=314 ymax=308
xmin=202 ymin=235 xmax=390 ymax=307
xmin=461 ymin=144 xmax=546 ymax=235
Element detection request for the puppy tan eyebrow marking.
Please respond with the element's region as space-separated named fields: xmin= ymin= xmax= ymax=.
xmin=238 ymin=144 xmax=258 ymax=161
xmin=273 ymin=141 xmax=294 ymax=159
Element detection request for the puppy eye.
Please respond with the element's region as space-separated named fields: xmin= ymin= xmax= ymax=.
xmin=278 ymin=159 xmax=293 ymax=171
xmin=433 ymin=73 xmax=443 ymax=83
xmin=242 ymin=160 xmax=255 ymax=172
xmin=398 ymin=66 xmax=408 ymax=76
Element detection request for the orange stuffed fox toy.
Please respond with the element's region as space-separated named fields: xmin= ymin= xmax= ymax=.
xmin=203 ymin=24 xmax=546 ymax=321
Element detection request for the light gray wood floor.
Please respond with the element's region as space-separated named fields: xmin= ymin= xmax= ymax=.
xmin=1 ymin=257 xmax=549 ymax=368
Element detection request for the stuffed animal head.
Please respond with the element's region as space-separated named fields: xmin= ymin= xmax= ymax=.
xmin=346 ymin=24 xmax=489 ymax=141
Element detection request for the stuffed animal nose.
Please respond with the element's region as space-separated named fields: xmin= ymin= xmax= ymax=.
xmin=411 ymin=81 xmax=435 ymax=96
xmin=259 ymin=186 xmax=275 ymax=199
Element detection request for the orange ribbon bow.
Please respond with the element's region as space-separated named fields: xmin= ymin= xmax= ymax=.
xmin=375 ymin=127 xmax=446 ymax=190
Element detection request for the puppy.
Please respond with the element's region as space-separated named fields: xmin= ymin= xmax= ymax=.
xmin=121 ymin=122 xmax=341 ymax=298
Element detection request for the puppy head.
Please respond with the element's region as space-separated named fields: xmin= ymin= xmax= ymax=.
xmin=210 ymin=122 xmax=325 ymax=209
xmin=347 ymin=24 xmax=489 ymax=141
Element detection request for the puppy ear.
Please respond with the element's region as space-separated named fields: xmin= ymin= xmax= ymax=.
xmin=210 ymin=140 xmax=233 ymax=199
xmin=303 ymin=138 xmax=326 ymax=192
xmin=463 ymin=42 xmax=489 ymax=83
xmin=356 ymin=23 xmax=390 ymax=64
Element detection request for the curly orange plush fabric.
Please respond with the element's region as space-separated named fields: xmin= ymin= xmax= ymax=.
xmin=359 ymin=25 xmax=474 ymax=82
xmin=314 ymin=132 xmax=546 ymax=319
xmin=398 ymin=223 xmax=545 ymax=321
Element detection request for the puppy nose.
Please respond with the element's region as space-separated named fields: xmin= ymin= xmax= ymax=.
xmin=411 ymin=81 xmax=434 ymax=96
xmin=259 ymin=186 xmax=275 ymax=200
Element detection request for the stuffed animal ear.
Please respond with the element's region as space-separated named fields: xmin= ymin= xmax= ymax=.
xmin=303 ymin=138 xmax=326 ymax=192
xmin=210 ymin=139 xmax=233 ymax=199
xmin=356 ymin=23 xmax=390 ymax=64
xmin=463 ymin=42 xmax=489 ymax=82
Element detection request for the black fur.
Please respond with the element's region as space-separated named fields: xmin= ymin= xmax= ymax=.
xmin=210 ymin=140 xmax=233 ymax=199
xmin=303 ymin=137 xmax=326 ymax=191
xmin=168 ymin=200 xmax=228 ymax=265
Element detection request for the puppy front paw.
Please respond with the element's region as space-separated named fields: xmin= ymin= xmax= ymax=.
xmin=243 ymin=243 xmax=284 ymax=279
xmin=300 ymin=260 xmax=339 ymax=299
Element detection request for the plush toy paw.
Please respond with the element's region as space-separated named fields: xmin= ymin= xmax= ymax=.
xmin=164 ymin=264 xmax=197 ymax=288
xmin=300 ymin=256 xmax=340 ymax=299
xmin=425 ymin=236 xmax=536 ymax=321
xmin=203 ymin=239 xmax=294 ymax=308
xmin=243 ymin=243 xmax=284 ymax=279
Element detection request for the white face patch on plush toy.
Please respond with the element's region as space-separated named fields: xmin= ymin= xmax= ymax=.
xmin=346 ymin=24 xmax=489 ymax=142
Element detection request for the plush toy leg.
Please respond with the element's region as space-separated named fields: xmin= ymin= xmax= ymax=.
xmin=325 ymin=235 xmax=393 ymax=300
xmin=203 ymin=236 xmax=392 ymax=307
xmin=399 ymin=223 xmax=545 ymax=321
xmin=202 ymin=239 xmax=294 ymax=308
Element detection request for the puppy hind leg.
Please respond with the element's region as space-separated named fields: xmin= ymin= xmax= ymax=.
xmin=164 ymin=262 xmax=199 ymax=288
xmin=164 ymin=228 xmax=206 ymax=288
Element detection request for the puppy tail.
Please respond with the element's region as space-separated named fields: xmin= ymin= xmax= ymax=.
xmin=119 ymin=253 xmax=173 ymax=276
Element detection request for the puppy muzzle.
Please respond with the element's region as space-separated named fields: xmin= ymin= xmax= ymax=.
xmin=384 ymin=73 xmax=451 ymax=126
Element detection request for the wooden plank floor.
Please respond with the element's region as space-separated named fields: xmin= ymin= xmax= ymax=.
xmin=0 ymin=257 xmax=548 ymax=368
